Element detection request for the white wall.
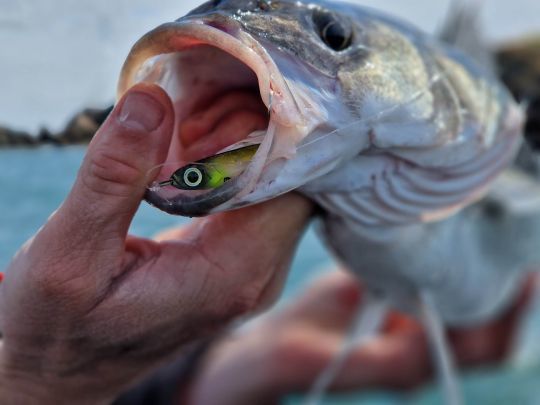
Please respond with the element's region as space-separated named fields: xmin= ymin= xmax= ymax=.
xmin=0 ymin=0 xmax=538 ymax=133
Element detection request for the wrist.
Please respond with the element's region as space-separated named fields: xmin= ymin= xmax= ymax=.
xmin=0 ymin=342 xmax=115 ymax=405
xmin=0 ymin=372 xmax=115 ymax=405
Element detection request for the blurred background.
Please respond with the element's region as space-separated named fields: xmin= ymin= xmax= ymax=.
xmin=1 ymin=1 xmax=540 ymax=404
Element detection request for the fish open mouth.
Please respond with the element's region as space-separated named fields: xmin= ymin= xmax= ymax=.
xmin=118 ymin=21 xmax=303 ymax=216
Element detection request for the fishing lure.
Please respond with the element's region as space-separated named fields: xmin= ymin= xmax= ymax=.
xmin=157 ymin=145 xmax=259 ymax=190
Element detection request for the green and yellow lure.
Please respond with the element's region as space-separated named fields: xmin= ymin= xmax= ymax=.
xmin=159 ymin=144 xmax=259 ymax=190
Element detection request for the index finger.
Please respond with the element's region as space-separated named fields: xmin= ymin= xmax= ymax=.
xmin=156 ymin=194 xmax=313 ymax=313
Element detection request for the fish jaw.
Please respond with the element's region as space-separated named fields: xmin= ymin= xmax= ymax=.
xmin=118 ymin=20 xmax=300 ymax=127
xmin=117 ymin=18 xmax=346 ymax=216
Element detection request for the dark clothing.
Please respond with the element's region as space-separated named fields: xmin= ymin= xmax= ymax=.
xmin=113 ymin=341 xmax=212 ymax=405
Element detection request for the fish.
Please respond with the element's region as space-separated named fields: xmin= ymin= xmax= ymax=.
xmin=118 ymin=0 xmax=533 ymax=403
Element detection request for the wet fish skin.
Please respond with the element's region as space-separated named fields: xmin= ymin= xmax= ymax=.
xmin=186 ymin=0 xmax=508 ymax=157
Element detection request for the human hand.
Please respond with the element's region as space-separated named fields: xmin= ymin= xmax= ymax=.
xmin=0 ymin=84 xmax=312 ymax=404
xmin=189 ymin=271 xmax=533 ymax=405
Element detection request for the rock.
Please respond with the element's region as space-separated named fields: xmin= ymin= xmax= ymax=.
xmin=37 ymin=129 xmax=61 ymax=146
xmin=0 ymin=105 xmax=113 ymax=148
xmin=496 ymin=36 xmax=540 ymax=148
xmin=0 ymin=127 xmax=37 ymax=147
xmin=525 ymin=99 xmax=540 ymax=149
xmin=56 ymin=106 xmax=113 ymax=145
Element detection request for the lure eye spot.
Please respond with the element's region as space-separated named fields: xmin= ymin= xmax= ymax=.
xmin=183 ymin=167 xmax=204 ymax=188
xmin=155 ymin=144 xmax=259 ymax=191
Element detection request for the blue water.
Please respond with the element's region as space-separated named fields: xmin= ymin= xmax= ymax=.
xmin=2 ymin=148 xmax=540 ymax=404
xmin=0 ymin=147 xmax=332 ymax=296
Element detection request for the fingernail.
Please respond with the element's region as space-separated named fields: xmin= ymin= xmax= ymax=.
xmin=119 ymin=90 xmax=165 ymax=132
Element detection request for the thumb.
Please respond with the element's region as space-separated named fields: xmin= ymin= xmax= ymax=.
xmin=57 ymin=83 xmax=175 ymax=249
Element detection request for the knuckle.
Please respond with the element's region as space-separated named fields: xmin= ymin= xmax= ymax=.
xmin=31 ymin=266 xmax=89 ymax=306
xmin=192 ymin=248 xmax=263 ymax=318
xmin=223 ymin=285 xmax=263 ymax=318
xmin=189 ymin=243 xmax=272 ymax=320
xmin=84 ymin=151 xmax=143 ymax=197
xmin=27 ymin=249 xmax=102 ymax=310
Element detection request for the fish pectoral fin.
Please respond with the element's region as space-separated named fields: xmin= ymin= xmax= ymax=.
xmin=486 ymin=169 xmax=540 ymax=215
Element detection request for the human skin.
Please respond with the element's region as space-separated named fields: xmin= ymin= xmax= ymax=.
xmin=0 ymin=83 xmax=312 ymax=404
xmin=189 ymin=271 xmax=534 ymax=405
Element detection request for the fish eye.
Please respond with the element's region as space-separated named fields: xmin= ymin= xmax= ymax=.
xmin=312 ymin=10 xmax=352 ymax=52
xmin=183 ymin=167 xmax=204 ymax=188
xmin=257 ymin=0 xmax=274 ymax=11
xmin=212 ymin=0 xmax=223 ymax=6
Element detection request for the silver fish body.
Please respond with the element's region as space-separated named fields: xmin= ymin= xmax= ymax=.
xmin=118 ymin=0 xmax=526 ymax=325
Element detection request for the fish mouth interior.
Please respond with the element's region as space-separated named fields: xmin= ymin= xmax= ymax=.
xmin=140 ymin=45 xmax=271 ymax=183
xmin=119 ymin=22 xmax=354 ymax=216
xmin=117 ymin=22 xmax=301 ymax=215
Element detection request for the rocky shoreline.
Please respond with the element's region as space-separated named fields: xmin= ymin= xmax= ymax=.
xmin=0 ymin=106 xmax=112 ymax=148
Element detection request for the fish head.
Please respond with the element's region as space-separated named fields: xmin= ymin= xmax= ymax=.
xmin=118 ymin=0 xmax=523 ymax=219
xmin=117 ymin=0 xmax=388 ymax=216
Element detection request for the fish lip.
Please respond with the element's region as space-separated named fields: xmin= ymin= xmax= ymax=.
xmin=117 ymin=19 xmax=301 ymax=127
xmin=118 ymin=18 xmax=302 ymax=216
xmin=144 ymin=177 xmax=243 ymax=217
